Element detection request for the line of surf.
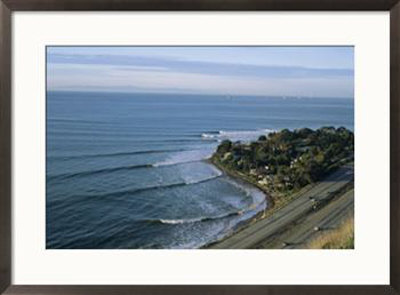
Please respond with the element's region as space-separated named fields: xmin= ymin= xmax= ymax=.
xmin=48 ymin=148 xmax=190 ymax=161
xmin=49 ymin=174 xmax=223 ymax=204
xmin=47 ymin=164 xmax=153 ymax=181
xmin=48 ymin=157 xmax=215 ymax=182
xmin=201 ymin=128 xmax=274 ymax=142
xmin=145 ymin=191 xmax=266 ymax=226
xmin=146 ymin=210 xmax=245 ymax=225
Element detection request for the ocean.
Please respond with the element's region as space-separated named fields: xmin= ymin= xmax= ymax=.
xmin=46 ymin=91 xmax=354 ymax=249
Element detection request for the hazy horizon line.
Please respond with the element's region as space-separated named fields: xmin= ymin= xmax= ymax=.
xmin=46 ymin=89 xmax=354 ymax=100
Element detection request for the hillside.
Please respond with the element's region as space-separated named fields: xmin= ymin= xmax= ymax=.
xmin=211 ymin=127 xmax=354 ymax=197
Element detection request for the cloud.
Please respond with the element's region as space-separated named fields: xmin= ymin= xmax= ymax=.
xmin=46 ymin=49 xmax=354 ymax=98
xmin=48 ymin=53 xmax=353 ymax=79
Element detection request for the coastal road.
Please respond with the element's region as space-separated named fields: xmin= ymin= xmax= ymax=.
xmin=209 ymin=165 xmax=354 ymax=249
xmin=259 ymin=188 xmax=353 ymax=249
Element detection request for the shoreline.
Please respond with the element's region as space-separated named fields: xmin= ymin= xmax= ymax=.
xmin=207 ymin=157 xmax=274 ymax=206
xmin=204 ymin=127 xmax=354 ymax=249
xmin=202 ymin=157 xmax=275 ymax=248
xmin=206 ymin=164 xmax=354 ymax=249
xmin=203 ymin=156 xmax=353 ymax=249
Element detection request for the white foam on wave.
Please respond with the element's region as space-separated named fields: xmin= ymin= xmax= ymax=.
xmin=184 ymin=171 xmax=222 ymax=185
xmin=159 ymin=217 xmax=203 ymax=224
xmin=222 ymin=178 xmax=267 ymax=211
xmin=201 ymin=133 xmax=216 ymax=139
xmin=181 ymin=163 xmax=222 ymax=184
xmin=157 ymin=210 xmax=243 ymax=225
xmin=153 ymin=149 xmax=214 ymax=167
xmin=201 ymin=128 xmax=274 ymax=142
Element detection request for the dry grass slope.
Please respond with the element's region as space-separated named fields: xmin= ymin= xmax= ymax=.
xmin=308 ymin=217 xmax=354 ymax=249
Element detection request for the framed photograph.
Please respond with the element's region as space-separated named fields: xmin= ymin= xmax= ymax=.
xmin=0 ymin=1 xmax=399 ymax=294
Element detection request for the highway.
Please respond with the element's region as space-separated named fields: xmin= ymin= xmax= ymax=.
xmin=260 ymin=189 xmax=353 ymax=249
xmin=209 ymin=165 xmax=354 ymax=249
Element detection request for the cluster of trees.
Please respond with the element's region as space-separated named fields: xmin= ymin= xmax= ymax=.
xmin=212 ymin=127 xmax=354 ymax=193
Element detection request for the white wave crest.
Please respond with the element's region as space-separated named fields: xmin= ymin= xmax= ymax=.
xmin=201 ymin=133 xmax=216 ymax=139
xmin=157 ymin=210 xmax=242 ymax=225
xmin=184 ymin=171 xmax=222 ymax=185
xmin=159 ymin=218 xmax=203 ymax=224
xmin=202 ymin=128 xmax=274 ymax=142
xmin=153 ymin=149 xmax=214 ymax=167
xmin=223 ymin=178 xmax=267 ymax=209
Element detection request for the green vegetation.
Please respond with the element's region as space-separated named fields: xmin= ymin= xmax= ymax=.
xmin=211 ymin=127 xmax=354 ymax=197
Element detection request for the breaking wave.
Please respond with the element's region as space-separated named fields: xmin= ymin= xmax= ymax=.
xmin=146 ymin=210 xmax=246 ymax=225
xmin=48 ymin=148 xmax=190 ymax=161
xmin=153 ymin=149 xmax=215 ymax=167
xmin=222 ymin=178 xmax=267 ymax=209
xmin=55 ymin=173 xmax=224 ymax=202
xmin=48 ymin=164 xmax=153 ymax=181
xmin=48 ymin=149 xmax=218 ymax=181
xmin=201 ymin=128 xmax=274 ymax=142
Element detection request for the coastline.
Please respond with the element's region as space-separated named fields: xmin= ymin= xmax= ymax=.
xmin=203 ymin=157 xmax=354 ymax=249
xmin=202 ymin=157 xmax=274 ymax=248
xmin=205 ymin=163 xmax=354 ymax=249
xmin=206 ymin=156 xmax=274 ymax=207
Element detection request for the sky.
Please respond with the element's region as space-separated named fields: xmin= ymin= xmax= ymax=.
xmin=47 ymin=46 xmax=354 ymax=98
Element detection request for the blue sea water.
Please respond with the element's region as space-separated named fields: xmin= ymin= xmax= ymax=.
xmin=46 ymin=92 xmax=354 ymax=249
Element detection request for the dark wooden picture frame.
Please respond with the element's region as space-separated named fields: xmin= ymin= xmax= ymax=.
xmin=0 ymin=0 xmax=399 ymax=294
